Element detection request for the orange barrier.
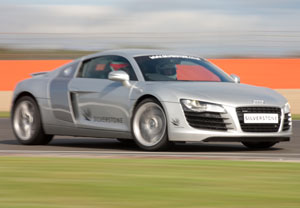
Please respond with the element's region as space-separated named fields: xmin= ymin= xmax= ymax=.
xmin=0 ymin=59 xmax=300 ymax=91
xmin=0 ymin=60 xmax=72 ymax=91
xmin=210 ymin=59 xmax=300 ymax=89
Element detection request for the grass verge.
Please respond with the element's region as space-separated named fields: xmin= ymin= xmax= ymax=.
xmin=292 ymin=114 xmax=300 ymax=120
xmin=0 ymin=111 xmax=10 ymax=118
xmin=0 ymin=157 xmax=299 ymax=208
xmin=0 ymin=48 xmax=97 ymax=60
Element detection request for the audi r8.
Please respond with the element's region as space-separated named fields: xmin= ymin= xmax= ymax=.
xmin=11 ymin=49 xmax=292 ymax=150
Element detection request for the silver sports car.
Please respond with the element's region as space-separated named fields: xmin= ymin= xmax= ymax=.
xmin=11 ymin=49 xmax=292 ymax=150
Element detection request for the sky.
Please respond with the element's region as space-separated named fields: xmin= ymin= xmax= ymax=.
xmin=0 ymin=0 xmax=299 ymax=57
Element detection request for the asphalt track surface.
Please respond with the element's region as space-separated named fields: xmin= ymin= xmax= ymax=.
xmin=0 ymin=118 xmax=299 ymax=161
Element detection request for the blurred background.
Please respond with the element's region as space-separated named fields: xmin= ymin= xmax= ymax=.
xmin=1 ymin=3 xmax=300 ymax=208
xmin=0 ymin=0 xmax=300 ymax=59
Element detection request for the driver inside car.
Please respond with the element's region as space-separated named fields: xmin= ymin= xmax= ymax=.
xmin=156 ymin=62 xmax=177 ymax=80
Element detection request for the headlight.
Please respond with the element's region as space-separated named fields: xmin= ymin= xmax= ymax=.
xmin=180 ymin=99 xmax=225 ymax=113
xmin=284 ymin=103 xmax=291 ymax=113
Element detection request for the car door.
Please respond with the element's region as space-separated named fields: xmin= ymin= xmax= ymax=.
xmin=68 ymin=55 xmax=138 ymax=132
xmin=49 ymin=61 xmax=80 ymax=124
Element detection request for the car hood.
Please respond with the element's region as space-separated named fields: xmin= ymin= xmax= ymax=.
xmin=142 ymin=82 xmax=287 ymax=107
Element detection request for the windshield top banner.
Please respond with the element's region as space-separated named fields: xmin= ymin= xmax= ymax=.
xmin=149 ymin=55 xmax=201 ymax=60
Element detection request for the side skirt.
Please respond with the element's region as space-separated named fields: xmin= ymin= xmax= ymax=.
xmin=44 ymin=124 xmax=132 ymax=139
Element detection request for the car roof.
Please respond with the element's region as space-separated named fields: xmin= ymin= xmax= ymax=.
xmin=80 ymin=49 xmax=201 ymax=60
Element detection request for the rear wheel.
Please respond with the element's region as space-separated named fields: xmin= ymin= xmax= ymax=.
xmin=242 ymin=141 xmax=277 ymax=149
xmin=132 ymin=98 xmax=170 ymax=151
xmin=12 ymin=96 xmax=53 ymax=145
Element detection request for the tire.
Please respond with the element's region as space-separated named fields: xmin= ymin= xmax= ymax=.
xmin=12 ymin=96 xmax=53 ymax=145
xmin=132 ymin=98 xmax=170 ymax=151
xmin=242 ymin=141 xmax=277 ymax=149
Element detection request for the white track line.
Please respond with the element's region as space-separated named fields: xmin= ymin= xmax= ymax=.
xmin=1 ymin=150 xmax=299 ymax=162
xmin=0 ymin=150 xmax=299 ymax=156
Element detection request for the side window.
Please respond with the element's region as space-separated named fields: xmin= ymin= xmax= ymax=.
xmin=77 ymin=56 xmax=111 ymax=79
xmin=77 ymin=55 xmax=137 ymax=81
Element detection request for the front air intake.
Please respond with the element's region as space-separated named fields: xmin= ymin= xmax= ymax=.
xmin=283 ymin=113 xmax=291 ymax=131
xmin=184 ymin=111 xmax=229 ymax=131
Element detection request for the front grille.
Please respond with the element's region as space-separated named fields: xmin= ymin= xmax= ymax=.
xmin=184 ymin=111 xmax=229 ymax=131
xmin=283 ymin=113 xmax=291 ymax=131
xmin=236 ymin=107 xmax=281 ymax=132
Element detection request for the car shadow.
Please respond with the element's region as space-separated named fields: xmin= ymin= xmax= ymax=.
xmin=0 ymin=137 xmax=282 ymax=152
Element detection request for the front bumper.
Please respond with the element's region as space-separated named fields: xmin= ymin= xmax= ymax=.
xmin=163 ymin=102 xmax=292 ymax=142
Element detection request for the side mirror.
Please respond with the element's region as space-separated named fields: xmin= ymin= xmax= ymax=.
xmin=230 ymin=74 xmax=240 ymax=83
xmin=108 ymin=70 xmax=131 ymax=87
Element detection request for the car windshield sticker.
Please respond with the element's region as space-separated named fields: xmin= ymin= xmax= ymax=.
xmin=149 ymin=55 xmax=201 ymax=60
xmin=95 ymin=64 xmax=106 ymax=71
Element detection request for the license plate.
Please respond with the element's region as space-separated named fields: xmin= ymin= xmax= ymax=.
xmin=244 ymin=113 xmax=278 ymax=124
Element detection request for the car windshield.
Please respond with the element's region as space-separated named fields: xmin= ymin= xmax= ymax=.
xmin=134 ymin=55 xmax=233 ymax=82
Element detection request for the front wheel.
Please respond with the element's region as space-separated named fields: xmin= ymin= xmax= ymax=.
xmin=12 ymin=96 xmax=53 ymax=145
xmin=242 ymin=141 xmax=277 ymax=149
xmin=132 ymin=98 xmax=170 ymax=151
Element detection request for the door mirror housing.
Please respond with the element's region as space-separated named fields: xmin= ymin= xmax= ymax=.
xmin=230 ymin=74 xmax=240 ymax=83
xmin=108 ymin=70 xmax=131 ymax=87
